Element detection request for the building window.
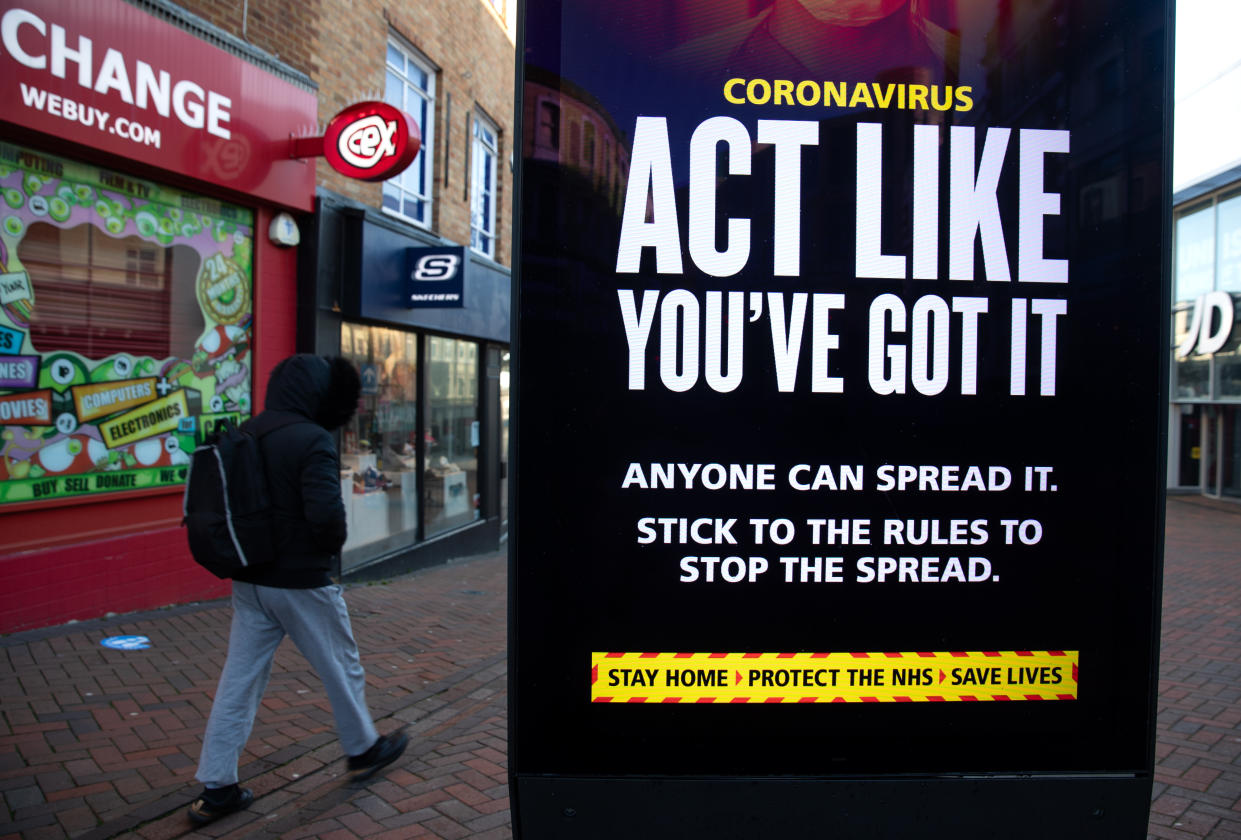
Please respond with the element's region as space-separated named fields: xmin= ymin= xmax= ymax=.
xmin=471 ymin=113 xmax=499 ymax=258
xmin=425 ymin=336 xmax=478 ymax=537
xmin=582 ymin=119 xmax=596 ymax=173
xmin=383 ymin=39 xmax=435 ymax=228
xmin=1175 ymin=204 xmax=1215 ymax=304
xmin=536 ymin=100 xmax=560 ymax=153
xmin=0 ymin=141 xmax=255 ymax=505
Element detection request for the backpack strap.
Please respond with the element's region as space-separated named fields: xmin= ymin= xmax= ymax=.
xmin=243 ymin=411 xmax=311 ymax=439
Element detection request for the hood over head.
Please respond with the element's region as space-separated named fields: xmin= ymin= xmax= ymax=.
xmin=264 ymin=354 xmax=361 ymax=430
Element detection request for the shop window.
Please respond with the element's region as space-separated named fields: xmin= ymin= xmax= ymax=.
xmin=339 ymin=323 xmax=419 ymax=569
xmin=582 ymin=119 xmax=596 ymax=173
xmin=1219 ymin=347 xmax=1241 ymax=399
xmin=383 ymin=38 xmax=436 ymax=228
xmin=0 ymin=142 xmax=255 ymax=505
xmin=471 ymin=113 xmax=499 ymax=258
xmin=499 ymin=348 xmax=510 ymax=526
xmin=1175 ymin=204 xmax=1215 ymax=303
xmin=569 ymin=120 xmax=581 ymax=166
xmin=1216 ymin=193 xmax=1241 ymax=292
xmin=425 ymin=336 xmax=478 ymax=537
xmin=537 ymin=101 xmax=560 ymax=153
xmin=1175 ymin=356 xmax=1211 ymax=400
xmin=1226 ymin=407 xmax=1241 ymax=498
xmin=22 ymin=224 xmax=203 ymax=362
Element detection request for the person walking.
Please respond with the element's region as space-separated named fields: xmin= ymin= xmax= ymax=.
xmin=187 ymin=354 xmax=407 ymax=826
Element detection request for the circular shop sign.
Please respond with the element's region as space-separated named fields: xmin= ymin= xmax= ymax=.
xmin=323 ymin=101 xmax=421 ymax=182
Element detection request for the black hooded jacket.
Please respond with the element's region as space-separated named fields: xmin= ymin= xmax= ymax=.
xmin=231 ymin=354 xmax=360 ymax=589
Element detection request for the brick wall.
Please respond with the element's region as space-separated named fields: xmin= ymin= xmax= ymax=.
xmin=176 ymin=0 xmax=323 ymax=82
xmin=177 ymin=0 xmax=516 ymax=265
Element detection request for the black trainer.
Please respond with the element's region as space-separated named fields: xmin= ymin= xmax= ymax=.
xmin=347 ymin=731 xmax=409 ymax=781
xmin=187 ymin=784 xmax=253 ymax=826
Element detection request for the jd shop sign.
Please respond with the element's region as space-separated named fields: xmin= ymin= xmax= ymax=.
xmin=510 ymin=1 xmax=1171 ymax=837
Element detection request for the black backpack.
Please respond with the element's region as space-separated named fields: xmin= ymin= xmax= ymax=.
xmin=181 ymin=414 xmax=301 ymax=579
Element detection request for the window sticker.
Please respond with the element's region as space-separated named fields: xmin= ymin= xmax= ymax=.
xmin=0 ymin=142 xmax=254 ymax=504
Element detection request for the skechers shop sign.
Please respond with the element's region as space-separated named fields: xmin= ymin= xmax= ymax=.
xmin=406 ymin=246 xmax=465 ymax=309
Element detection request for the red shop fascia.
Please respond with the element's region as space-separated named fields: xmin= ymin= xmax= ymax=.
xmin=0 ymin=0 xmax=318 ymax=632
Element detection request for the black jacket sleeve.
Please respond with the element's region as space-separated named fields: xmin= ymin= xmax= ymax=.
xmin=300 ymin=439 xmax=347 ymax=552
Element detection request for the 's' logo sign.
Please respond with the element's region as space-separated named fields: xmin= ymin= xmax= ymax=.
xmin=413 ymin=254 xmax=461 ymax=281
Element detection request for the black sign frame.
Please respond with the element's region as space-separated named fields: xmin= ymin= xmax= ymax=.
xmin=509 ymin=1 xmax=1172 ymax=836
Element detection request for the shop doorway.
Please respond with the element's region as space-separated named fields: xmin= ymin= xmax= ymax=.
xmin=1199 ymin=405 xmax=1241 ymax=498
xmin=500 ymin=350 xmax=510 ymax=529
xmin=1178 ymin=406 xmax=1201 ymax=488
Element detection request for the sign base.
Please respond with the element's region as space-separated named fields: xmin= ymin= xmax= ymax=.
xmin=514 ymin=775 xmax=1152 ymax=839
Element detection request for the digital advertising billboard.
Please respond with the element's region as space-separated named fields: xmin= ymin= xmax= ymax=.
xmin=510 ymin=1 xmax=1171 ymax=836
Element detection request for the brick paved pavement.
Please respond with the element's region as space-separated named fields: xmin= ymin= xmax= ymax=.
xmin=1 ymin=496 xmax=1239 ymax=839
xmin=0 ymin=549 xmax=509 ymax=840
xmin=1150 ymin=497 xmax=1241 ymax=840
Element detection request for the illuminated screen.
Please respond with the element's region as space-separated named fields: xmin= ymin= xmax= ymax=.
xmin=512 ymin=0 xmax=1168 ymax=781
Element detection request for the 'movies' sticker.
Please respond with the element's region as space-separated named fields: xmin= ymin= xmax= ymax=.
xmin=591 ymin=651 xmax=1078 ymax=703
xmin=0 ymin=388 xmax=52 ymax=425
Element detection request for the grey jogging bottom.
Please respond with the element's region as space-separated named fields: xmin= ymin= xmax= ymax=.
xmin=195 ymin=582 xmax=380 ymax=788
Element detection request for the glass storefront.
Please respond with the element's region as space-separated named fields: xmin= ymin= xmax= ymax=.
xmin=339 ymin=323 xmax=419 ymax=567
xmin=1176 ymin=204 xmax=1215 ymax=304
xmin=500 ymin=349 xmax=510 ymax=525
xmin=425 ymin=336 xmax=479 ymax=537
xmin=338 ymin=324 xmax=482 ymax=569
xmin=1172 ymin=191 xmax=1241 ymax=495
xmin=1225 ymin=406 xmax=1240 ymax=497
xmin=1194 ymin=405 xmax=1241 ymax=499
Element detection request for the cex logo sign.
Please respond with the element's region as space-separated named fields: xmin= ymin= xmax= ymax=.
xmin=323 ymin=101 xmax=420 ymax=181
xmin=406 ymin=246 xmax=466 ymax=308
xmin=338 ymin=116 xmax=398 ymax=168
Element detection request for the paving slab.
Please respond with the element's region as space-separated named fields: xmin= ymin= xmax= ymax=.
xmin=1 ymin=495 xmax=1239 ymax=838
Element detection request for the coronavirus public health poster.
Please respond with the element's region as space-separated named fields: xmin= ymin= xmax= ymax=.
xmin=511 ymin=1 xmax=1169 ymax=836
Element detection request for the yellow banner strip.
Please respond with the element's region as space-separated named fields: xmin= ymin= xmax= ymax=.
xmin=591 ymin=651 xmax=1078 ymax=703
